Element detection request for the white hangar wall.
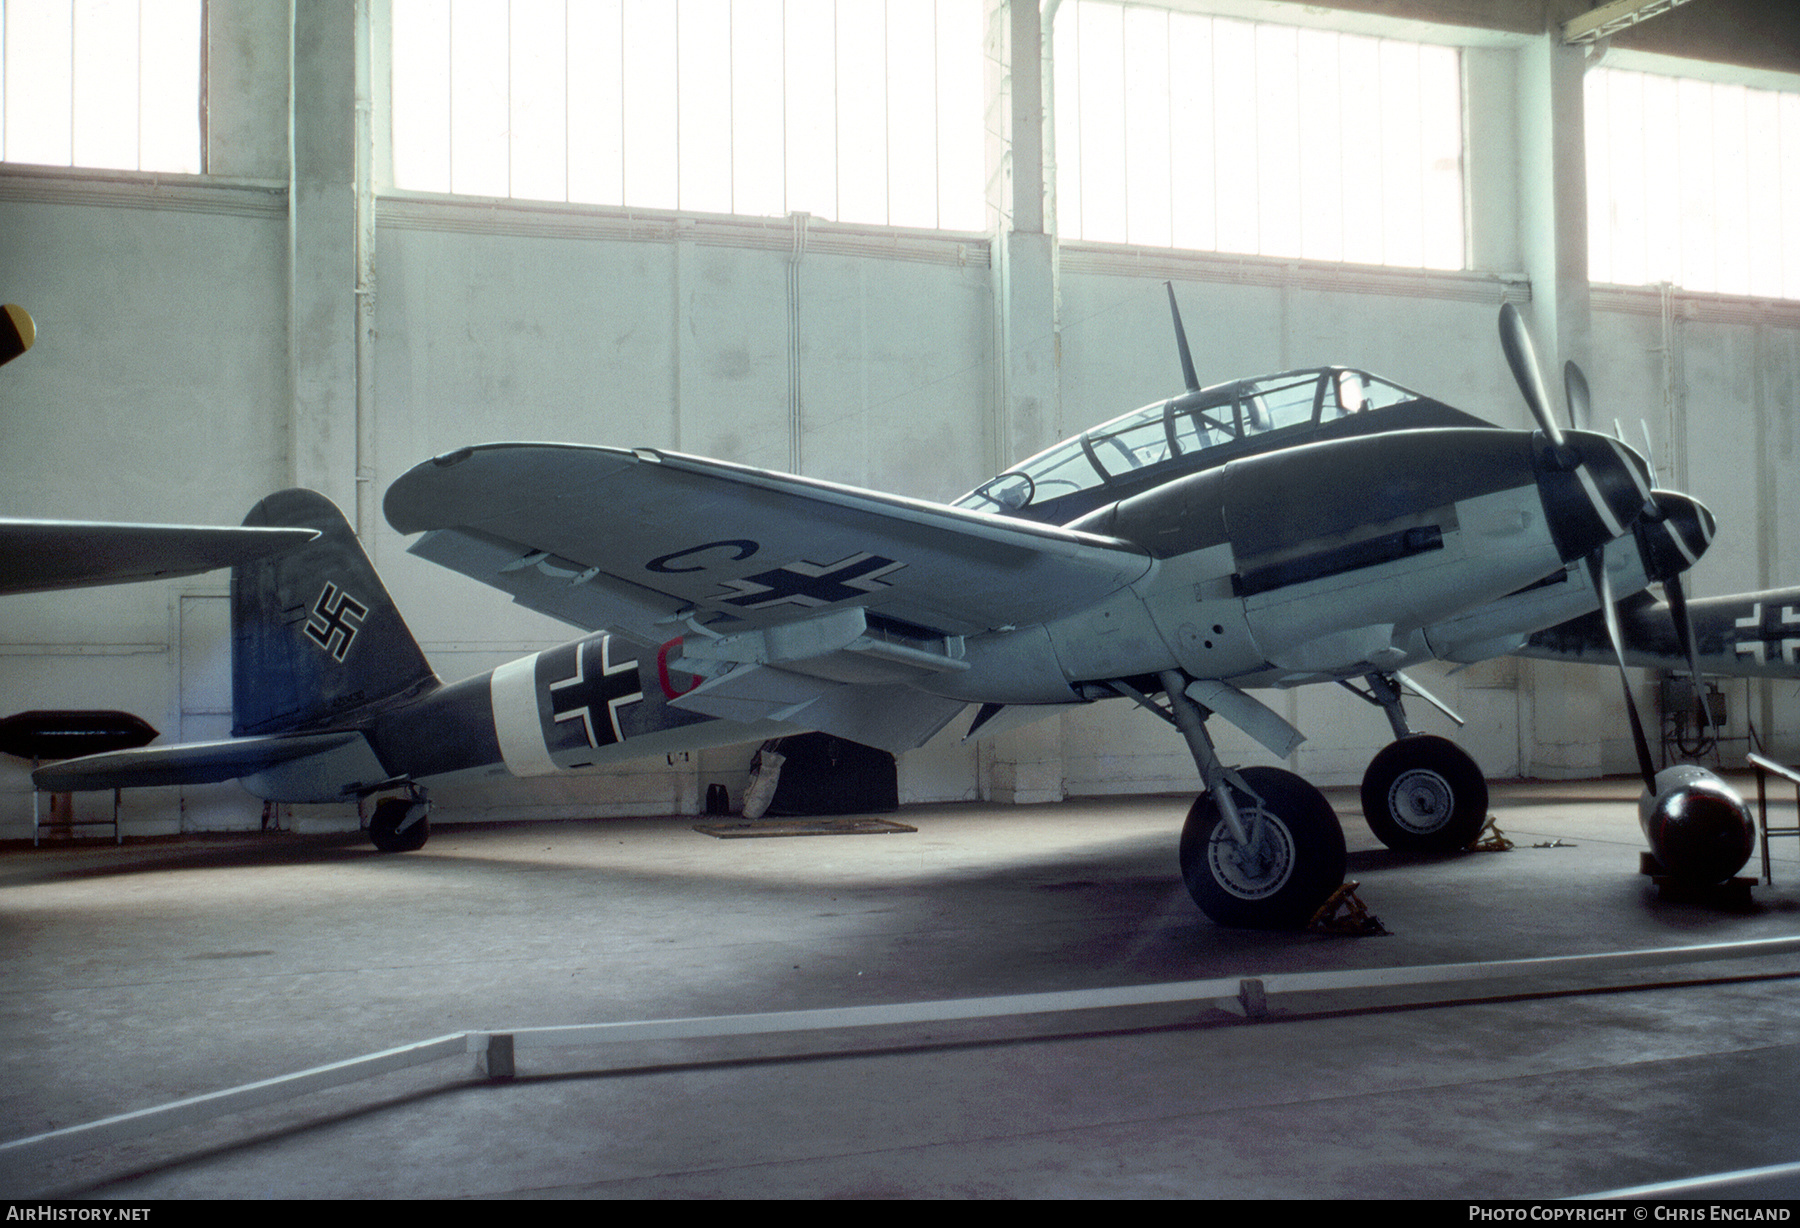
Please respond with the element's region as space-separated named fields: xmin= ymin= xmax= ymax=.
xmin=1 ymin=0 xmax=1798 ymax=838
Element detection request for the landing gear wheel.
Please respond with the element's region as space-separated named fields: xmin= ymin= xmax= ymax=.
xmin=1361 ymin=734 xmax=1487 ymax=853
xmin=368 ymin=797 xmax=430 ymax=853
xmin=1179 ymin=766 xmax=1347 ymax=929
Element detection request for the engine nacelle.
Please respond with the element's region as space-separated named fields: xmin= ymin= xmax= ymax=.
xmin=1637 ymin=765 xmax=1755 ymax=884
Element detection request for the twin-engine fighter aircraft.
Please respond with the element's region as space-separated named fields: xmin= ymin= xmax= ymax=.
xmin=33 ymin=295 xmax=1777 ymax=927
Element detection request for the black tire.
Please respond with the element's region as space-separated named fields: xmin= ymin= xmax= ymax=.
xmin=369 ymin=797 xmax=430 ymax=853
xmin=1179 ymin=766 xmax=1347 ymax=929
xmin=1361 ymin=735 xmax=1488 ymax=853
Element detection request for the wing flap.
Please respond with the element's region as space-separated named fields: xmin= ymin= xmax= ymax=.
xmin=385 ymin=443 xmax=1150 ymax=637
xmin=407 ymin=524 xmax=681 ymax=644
xmin=670 ymin=663 xmax=834 ymax=725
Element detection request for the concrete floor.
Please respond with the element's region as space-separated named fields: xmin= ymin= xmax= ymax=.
xmin=4 ymin=777 xmax=1800 ymax=1199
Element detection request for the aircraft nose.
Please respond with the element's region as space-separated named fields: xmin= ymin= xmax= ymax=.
xmin=1534 ymin=430 xmax=1654 ymax=563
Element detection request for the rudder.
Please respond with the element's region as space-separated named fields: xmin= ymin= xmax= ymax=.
xmin=233 ymin=489 xmax=438 ymax=735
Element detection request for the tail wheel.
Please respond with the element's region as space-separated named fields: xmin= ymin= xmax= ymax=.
xmin=369 ymin=796 xmax=430 ymax=853
xmin=1179 ymin=766 xmax=1346 ymax=929
xmin=1361 ymin=735 xmax=1488 ymax=853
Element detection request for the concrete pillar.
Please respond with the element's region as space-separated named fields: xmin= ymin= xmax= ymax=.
xmin=1517 ymin=27 xmax=1603 ymax=778
xmin=981 ymin=0 xmax=1065 ymax=802
xmin=205 ymin=0 xmax=293 ymax=180
xmin=986 ymin=0 xmax=1062 ymax=467
xmin=287 ymin=0 xmax=367 ymax=528
xmin=1516 ymin=30 xmax=1593 ymax=415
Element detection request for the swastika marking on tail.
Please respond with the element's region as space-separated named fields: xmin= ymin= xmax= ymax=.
xmin=304 ymin=583 xmax=368 ymax=662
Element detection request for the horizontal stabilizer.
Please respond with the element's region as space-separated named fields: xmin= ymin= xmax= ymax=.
xmin=32 ymin=731 xmax=372 ymax=794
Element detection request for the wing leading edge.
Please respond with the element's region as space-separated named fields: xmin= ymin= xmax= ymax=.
xmin=384 ymin=443 xmax=1152 ymax=642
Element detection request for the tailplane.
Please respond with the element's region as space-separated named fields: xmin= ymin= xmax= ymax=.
xmin=233 ymin=490 xmax=438 ymax=735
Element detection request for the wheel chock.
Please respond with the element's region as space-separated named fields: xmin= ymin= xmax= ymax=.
xmin=1308 ymin=881 xmax=1388 ymax=936
xmin=1468 ymin=817 xmax=1514 ymax=852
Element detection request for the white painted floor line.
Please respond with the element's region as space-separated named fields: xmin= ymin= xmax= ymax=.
xmin=1580 ymin=1158 xmax=1800 ymax=1199
xmin=0 ymin=1034 xmax=470 ymax=1170
xmin=7 ymin=935 xmax=1800 ymax=1172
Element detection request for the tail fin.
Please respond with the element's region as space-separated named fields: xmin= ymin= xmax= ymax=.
xmin=233 ymin=489 xmax=438 ymax=736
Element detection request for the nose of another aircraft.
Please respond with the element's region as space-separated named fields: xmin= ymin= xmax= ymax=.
xmin=1638 ymin=490 xmax=1717 ymax=582
xmin=1534 ymin=430 xmax=1657 ymax=564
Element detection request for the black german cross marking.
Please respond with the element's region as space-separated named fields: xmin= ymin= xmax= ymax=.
xmin=1733 ymin=601 xmax=1800 ymax=666
xmin=713 ymin=552 xmax=904 ymax=611
xmin=549 ymin=635 xmax=643 ymax=748
xmin=304 ymin=583 xmax=368 ymax=662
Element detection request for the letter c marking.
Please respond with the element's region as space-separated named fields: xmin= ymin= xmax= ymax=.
xmin=646 ymin=539 xmax=759 ymax=574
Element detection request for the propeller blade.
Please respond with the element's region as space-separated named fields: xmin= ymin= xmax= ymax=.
xmin=1664 ymin=573 xmax=1701 ymax=680
xmin=1663 ymin=571 xmax=1715 ymax=743
xmin=1590 ymin=551 xmax=1659 ymax=791
xmin=1499 ymin=302 xmax=1566 ymax=449
xmin=1564 ymin=360 xmax=1591 ymax=432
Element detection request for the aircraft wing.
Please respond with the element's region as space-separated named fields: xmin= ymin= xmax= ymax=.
xmin=384 ymin=443 xmax=1152 ymax=642
xmin=1519 ymin=586 xmax=1800 ymax=680
xmin=0 ymin=520 xmax=316 ymax=595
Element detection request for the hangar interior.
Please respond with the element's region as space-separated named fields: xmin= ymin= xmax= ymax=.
xmin=2 ymin=0 xmax=1799 ymax=837
xmin=5 ymin=0 xmax=1800 ymax=1202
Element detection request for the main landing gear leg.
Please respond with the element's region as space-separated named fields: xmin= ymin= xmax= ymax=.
xmin=1148 ymin=671 xmax=1346 ymax=929
xmin=1350 ymin=672 xmax=1488 ymax=853
xmin=368 ymin=785 xmax=432 ymax=853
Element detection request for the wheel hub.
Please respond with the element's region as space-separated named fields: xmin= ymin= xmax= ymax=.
xmin=1208 ymin=810 xmax=1295 ymax=900
xmin=1388 ymin=768 xmax=1453 ymax=835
